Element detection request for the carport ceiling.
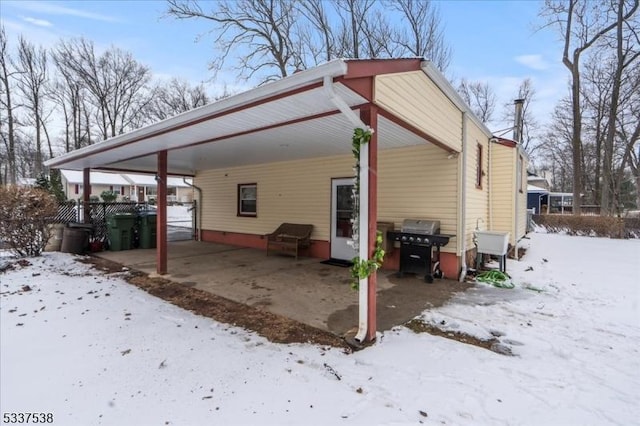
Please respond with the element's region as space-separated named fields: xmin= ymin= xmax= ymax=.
xmin=45 ymin=59 xmax=434 ymax=176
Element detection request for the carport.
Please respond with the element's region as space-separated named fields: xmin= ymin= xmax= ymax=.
xmin=96 ymin=240 xmax=469 ymax=336
xmin=44 ymin=58 xmax=459 ymax=343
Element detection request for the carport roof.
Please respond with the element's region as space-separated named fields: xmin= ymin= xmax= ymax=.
xmin=44 ymin=58 xmax=472 ymax=176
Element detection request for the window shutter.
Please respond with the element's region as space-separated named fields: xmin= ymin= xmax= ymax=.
xmin=121 ymin=187 xmax=125 ymax=195
xmin=75 ymin=184 xmax=79 ymax=194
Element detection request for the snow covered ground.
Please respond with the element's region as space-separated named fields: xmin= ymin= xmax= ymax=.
xmin=1 ymin=232 xmax=638 ymax=425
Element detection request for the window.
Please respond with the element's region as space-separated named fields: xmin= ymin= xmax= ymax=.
xmin=238 ymin=183 xmax=257 ymax=217
xmin=476 ymin=143 xmax=483 ymax=189
xmin=109 ymin=185 xmax=123 ymax=195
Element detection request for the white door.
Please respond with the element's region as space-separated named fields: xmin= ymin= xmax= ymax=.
xmin=330 ymin=178 xmax=357 ymax=260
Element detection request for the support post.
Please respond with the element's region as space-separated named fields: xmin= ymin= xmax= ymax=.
xmin=157 ymin=151 xmax=168 ymax=275
xmin=361 ymin=106 xmax=378 ymax=342
xmin=82 ymin=168 xmax=91 ymax=224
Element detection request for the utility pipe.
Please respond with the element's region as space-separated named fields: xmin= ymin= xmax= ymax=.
xmin=512 ymin=100 xmax=524 ymax=260
xmin=183 ymin=177 xmax=202 ymax=241
xmin=458 ymin=112 xmax=469 ymax=282
xmin=323 ymin=75 xmax=373 ymax=343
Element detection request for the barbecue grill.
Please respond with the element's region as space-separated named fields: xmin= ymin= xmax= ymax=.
xmin=387 ymin=219 xmax=451 ymax=283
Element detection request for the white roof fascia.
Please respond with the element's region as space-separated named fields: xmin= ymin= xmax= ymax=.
xmin=44 ymin=59 xmax=349 ymax=168
xmin=420 ymin=61 xmax=493 ymax=138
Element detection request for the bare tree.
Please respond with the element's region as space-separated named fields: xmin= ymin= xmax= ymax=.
xmin=167 ymin=0 xmax=300 ymax=83
xmin=457 ymin=79 xmax=496 ymax=124
xmin=540 ymin=0 xmax=638 ymax=215
xmin=390 ymin=0 xmax=452 ymax=72
xmin=296 ymin=0 xmax=337 ymax=66
xmin=15 ymin=36 xmax=50 ymax=175
xmin=599 ymin=0 xmax=639 ymax=214
xmin=54 ymin=38 xmax=152 ymax=140
xmin=0 ymin=26 xmax=18 ymax=184
xmin=145 ymin=78 xmax=209 ymax=122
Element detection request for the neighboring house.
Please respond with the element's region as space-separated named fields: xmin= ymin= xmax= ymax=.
xmin=45 ymin=58 xmax=529 ymax=281
xmin=16 ymin=177 xmax=36 ymax=187
xmin=61 ymin=170 xmax=130 ymax=201
xmin=527 ymin=184 xmax=549 ymax=214
xmin=527 ymin=173 xmax=551 ymax=191
xmin=60 ymin=170 xmax=192 ymax=203
xmin=121 ymin=174 xmax=193 ymax=203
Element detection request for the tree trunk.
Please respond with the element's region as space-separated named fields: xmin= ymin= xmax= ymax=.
xmin=570 ymin=63 xmax=582 ymax=215
xmin=600 ymin=0 xmax=626 ymax=216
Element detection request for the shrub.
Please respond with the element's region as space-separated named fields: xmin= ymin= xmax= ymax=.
xmin=533 ymin=215 xmax=627 ymax=238
xmin=100 ymin=190 xmax=118 ymax=202
xmin=0 ymin=186 xmax=58 ymax=257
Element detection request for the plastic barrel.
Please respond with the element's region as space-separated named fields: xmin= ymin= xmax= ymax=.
xmin=61 ymin=227 xmax=90 ymax=254
xmin=45 ymin=223 xmax=65 ymax=252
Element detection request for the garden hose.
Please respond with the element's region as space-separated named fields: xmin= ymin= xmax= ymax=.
xmin=476 ymin=270 xmax=515 ymax=289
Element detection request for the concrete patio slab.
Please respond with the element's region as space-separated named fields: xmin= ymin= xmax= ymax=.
xmin=96 ymin=241 xmax=471 ymax=335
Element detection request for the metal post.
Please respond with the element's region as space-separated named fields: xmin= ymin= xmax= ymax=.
xmin=157 ymin=151 xmax=168 ymax=275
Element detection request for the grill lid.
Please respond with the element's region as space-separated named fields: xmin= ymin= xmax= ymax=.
xmin=401 ymin=219 xmax=440 ymax=235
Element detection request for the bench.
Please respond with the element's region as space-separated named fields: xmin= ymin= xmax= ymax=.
xmin=266 ymin=223 xmax=313 ymax=260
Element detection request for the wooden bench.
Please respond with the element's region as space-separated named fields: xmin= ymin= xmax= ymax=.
xmin=266 ymin=223 xmax=313 ymax=260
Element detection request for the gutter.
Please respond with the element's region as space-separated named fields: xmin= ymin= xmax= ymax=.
xmin=458 ymin=112 xmax=469 ymax=282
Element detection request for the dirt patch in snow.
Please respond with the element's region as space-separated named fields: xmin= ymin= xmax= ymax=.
xmin=405 ymin=318 xmax=514 ymax=356
xmin=81 ymin=256 xmax=352 ymax=352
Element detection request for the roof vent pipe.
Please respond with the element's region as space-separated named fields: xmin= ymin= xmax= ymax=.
xmin=513 ymin=99 xmax=525 ymax=143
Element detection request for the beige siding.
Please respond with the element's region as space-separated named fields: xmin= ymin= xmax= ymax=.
xmin=464 ymin=121 xmax=490 ymax=249
xmin=378 ymin=145 xmax=459 ymax=254
xmin=196 ymin=155 xmax=352 ymax=241
xmin=375 ymin=71 xmax=462 ymax=151
xmin=490 ymin=144 xmax=516 ymax=244
xmin=196 ymin=144 xmax=460 ymax=254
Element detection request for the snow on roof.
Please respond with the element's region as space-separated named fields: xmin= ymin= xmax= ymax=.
xmin=61 ymin=170 xmax=129 ymax=185
xmin=122 ymin=174 xmax=191 ymax=187
xmin=60 ymin=170 xmax=191 ymax=187
xmin=527 ymin=184 xmax=548 ymax=193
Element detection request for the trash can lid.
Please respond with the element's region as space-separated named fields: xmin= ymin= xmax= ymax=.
xmin=110 ymin=213 xmax=135 ymax=218
xmin=68 ymin=222 xmax=94 ymax=230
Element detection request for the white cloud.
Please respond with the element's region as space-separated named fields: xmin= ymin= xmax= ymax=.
xmin=515 ymin=54 xmax=551 ymax=71
xmin=11 ymin=1 xmax=120 ymax=23
xmin=21 ymin=16 xmax=53 ymax=27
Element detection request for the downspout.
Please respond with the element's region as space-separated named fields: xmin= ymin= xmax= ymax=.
xmin=458 ymin=112 xmax=468 ymax=282
xmin=184 ymin=177 xmax=202 ymax=241
xmin=488 ymin=138 xmax=494 ymax=230
xmin=324 ymin=75 xmax=372 ymax=343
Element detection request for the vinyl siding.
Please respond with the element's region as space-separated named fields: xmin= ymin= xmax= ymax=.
xmin=196 ymin=144 xmax=460 ymax=254
xmin=375 ymin=71 xmax=462 ymax=152
xmin=490 ymin=144 xmax=516 ymax=244
xmin=464 ymin=120 xmax=490 ymax=249
xmin=64 ymin=182 xmax=113 ymax=201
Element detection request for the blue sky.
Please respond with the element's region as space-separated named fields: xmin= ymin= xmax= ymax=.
xmin=1 ymin=0 xmax=567 ymax=132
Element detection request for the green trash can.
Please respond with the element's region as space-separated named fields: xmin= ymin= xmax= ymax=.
xmin=107 ymin=213 xmax=135 ymax=251
xmin=138 ymin=211 xmax=157 ymax=249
